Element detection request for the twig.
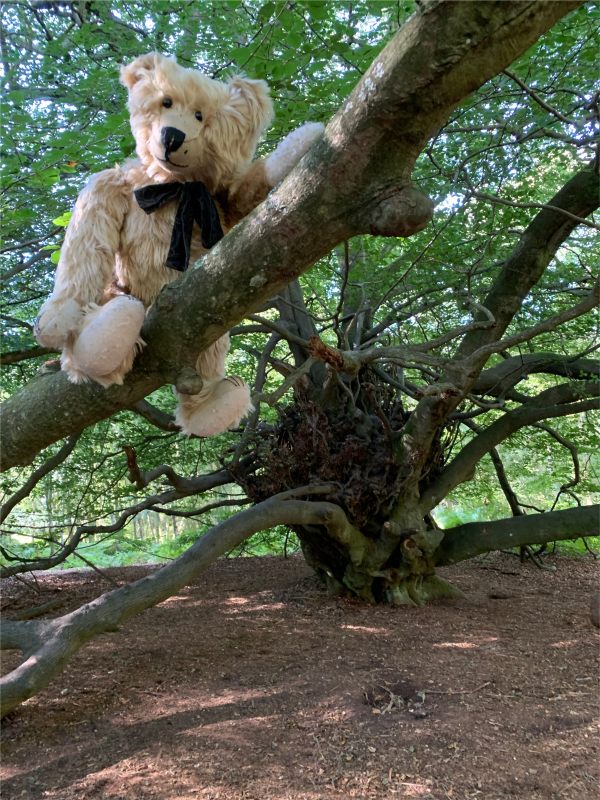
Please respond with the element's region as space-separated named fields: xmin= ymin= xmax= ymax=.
xmin=425 ymin=681 xmax=491 ymax=696
xmin=1 ymin=434 xmax=80 ymax=524
xmin=71 ymin=551 xmax=121 ymax=587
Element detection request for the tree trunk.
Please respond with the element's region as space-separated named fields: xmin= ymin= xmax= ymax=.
xmin=240 ymin=387 xmax=462 ymax=606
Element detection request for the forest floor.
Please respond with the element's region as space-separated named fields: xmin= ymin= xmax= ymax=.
xmin=1 ymin=552 xmax=599 ymax=800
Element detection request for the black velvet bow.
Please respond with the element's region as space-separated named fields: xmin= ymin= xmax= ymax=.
xmin=134 ymin=181 xmax=224 ymax=272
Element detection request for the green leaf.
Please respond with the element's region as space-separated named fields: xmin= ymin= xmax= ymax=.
xmin=52 ymin=211 xmax=72 ymax=227
xmin=257 ymin=2 xmax=276 ymax=22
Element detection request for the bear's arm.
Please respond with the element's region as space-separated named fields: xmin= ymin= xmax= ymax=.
xmin=220 ymin=122 xmax=324 ymax=229
xmin=35 ymin=169 xmax=131 ymax=349
xmin=220 ymin=160 xmax=272 ymax=229
xmin=52 ymin=168 xmax=130 ymax=304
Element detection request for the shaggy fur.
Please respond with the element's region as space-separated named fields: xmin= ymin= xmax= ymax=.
xmin=35 ymin=52 xmax=323 ymax=436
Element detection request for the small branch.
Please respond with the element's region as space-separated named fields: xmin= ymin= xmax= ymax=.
xmin=307 ymin=337 xmax=445 ymax=374
xmin=0 ymin=346 xmax=55 ymax=366
xmin=425 ymin=681 xmax=491 ymax=696
xmin=473 ymin=353 xmax=600 ymax=397
xmin=333 ymin=240 xmax=351 ymax=346
xmin=471 ymin=192 xmax=600 ymax=230
xmin=0 ymin=526 xmax=86 ymax=578
xmin=489 ymin=447 xmax=524 ymax=517
xmin=0 ymin=250 xmax=48 ymax=283
xmin=0 ymin=229 xmax=58 ymax=256
xmin=130 ymin=400 xmax=178 ymax=432
xmin=422 ymin=380 xmax=600 ymax=512
xmin=465 ymin=284 xmax=599 ymax=363
xmin=0 ymin=314 xmax=33 ymax=332
xmin=257 ymin=357 xmax=319 ymax=406
xmin=532 ymin=423 xmax=581 ymax=511
xmin=149 ymin=497 xmax=251 ymax=518
xmin=247 ymin=314 xmax=310 ymax=349
xmin=231 ymin=332 xmax=280 ymax=465
xmin=503 ymin=69 xmax=585 ymax=127
xmin=0 ymin=434 xmax=80 ymax=524
xmin=123 ymin=446 xmax=231 ymax=493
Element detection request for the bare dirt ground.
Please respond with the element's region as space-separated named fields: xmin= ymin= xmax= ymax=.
xmin=1 ymin=552 xmax=599 ymax=800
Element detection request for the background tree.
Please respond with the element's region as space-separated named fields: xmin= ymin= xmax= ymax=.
xmin=0 ymin=0 xmax=598 ymax=714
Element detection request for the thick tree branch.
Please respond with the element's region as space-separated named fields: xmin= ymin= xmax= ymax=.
xmin=0 ymin=489 xmax=368 ymax=716
xmin=434 ymin=504 xmax=600 ymax=565
xmin=0 ymin=0 xmax=581 ymax=470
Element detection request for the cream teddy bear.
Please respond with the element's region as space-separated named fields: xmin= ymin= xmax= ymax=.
xmin=35 ymin=52 xmax=323 ymax=436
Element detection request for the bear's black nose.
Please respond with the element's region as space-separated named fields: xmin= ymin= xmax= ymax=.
xmin=161 ymin=126 xmax=186 ymax=156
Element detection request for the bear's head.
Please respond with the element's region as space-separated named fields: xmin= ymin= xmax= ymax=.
xmin=121 ymin=53 xmax=273 ymax=188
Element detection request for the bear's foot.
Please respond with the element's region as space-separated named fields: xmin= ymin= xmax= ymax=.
xmin=175 ymin=377 xmax=253 ymax=437
xmin=63 ymin=296 xmax=145 ymax=387
xmin=34 ymin=297 xmax=83 ymax=349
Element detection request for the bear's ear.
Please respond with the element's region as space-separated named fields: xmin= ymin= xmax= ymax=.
xmin=226 ymin=77 xmax=274 ymax=139
xmin=120 ymin=52 xmax=171 ymax=90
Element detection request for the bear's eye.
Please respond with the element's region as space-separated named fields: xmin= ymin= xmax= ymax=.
xmin=162 ymin=98 xmax=173 ymax=108
xmin=195 ymin=111 xmax=203 ymax=122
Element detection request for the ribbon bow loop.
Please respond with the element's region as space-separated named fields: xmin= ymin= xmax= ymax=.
xmin=134 ymin=181 xmax=224 ymax=272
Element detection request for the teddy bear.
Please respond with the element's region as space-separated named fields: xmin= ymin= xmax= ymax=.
xmin=34 ymin=52 xmax=323 ymax=436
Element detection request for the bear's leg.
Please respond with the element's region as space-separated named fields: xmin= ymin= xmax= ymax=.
xmin=61 ymin=295 xmax=146 ymax=387
xmin=175 ymin=376 xmax=253 ymax=437
xmin=175 ymin=335 xmax=253 ymax=437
